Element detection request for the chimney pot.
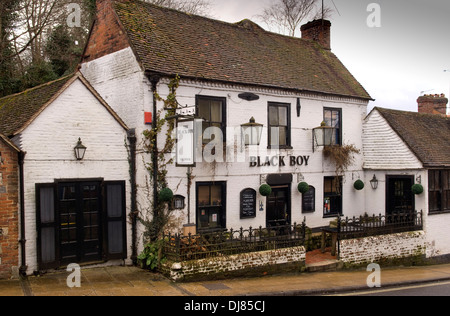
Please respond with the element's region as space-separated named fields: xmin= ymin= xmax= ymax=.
xmin=417 ymin=93 xmax=448 ymax=116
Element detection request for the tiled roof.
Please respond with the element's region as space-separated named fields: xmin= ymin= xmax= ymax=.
xmin=0 ymin=133 xmax=20 ymax=152
xmin=0 ymin=74 xmax=75 ymax=137
xmin=0 ymin=72 xmax=128 ymax=137
xmin=376 ymin=107 xmax=450 ymax=168
xmin=113 ymin=0 xmax=372 ymax=100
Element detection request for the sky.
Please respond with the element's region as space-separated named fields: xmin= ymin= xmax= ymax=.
xmin=206 ymin=0 xmax=450 ymax=112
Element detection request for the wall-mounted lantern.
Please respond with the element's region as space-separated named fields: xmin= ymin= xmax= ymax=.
xmin=370 ymin=174 xmax=379 ymax=190
xmin=241 ymin=117 xmax=263 ymax=146
xmin=312 ymin=122 xmax=336 ymax=152
xmin=238 ymin=92 xmax=260 ymax=101
xmin=74 ymin=138 xmax=87 ymax=161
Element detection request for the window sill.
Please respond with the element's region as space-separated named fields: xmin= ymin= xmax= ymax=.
xmin=429 ymin=210 xmax=450 ymax=216
xmin=267 ymin=146 xmax=293 ymax=150
xmin=323 ymin=214 xmax=342 ymax=219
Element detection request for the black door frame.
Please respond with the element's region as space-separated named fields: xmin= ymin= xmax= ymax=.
xmin=36 ymin=179 xmax=127 ymax=270
xmin=266 ymin=184 xmax=292 ymax=227
xmin=56 ymin=179 xmax=104 ymax=265
xmin=385 ymin=175 xmax=415 ymax=215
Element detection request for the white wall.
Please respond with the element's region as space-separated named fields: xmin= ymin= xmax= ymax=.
xmin=15 ymin=79 xmax=131 ymax=274
xmin=81 ymin=47 xmax=153 ymax=252
xmin=158 ymin=79 xmax=369 ymax=230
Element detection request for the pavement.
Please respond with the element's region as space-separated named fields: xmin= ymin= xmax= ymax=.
xmin=1 ymin=263 xmax=450 ymax=296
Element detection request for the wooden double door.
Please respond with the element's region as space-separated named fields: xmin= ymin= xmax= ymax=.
xmin=58 ymin=182 xmax=103 ymax=264
xmin=36 ymin=180 xmax=127 ymax=270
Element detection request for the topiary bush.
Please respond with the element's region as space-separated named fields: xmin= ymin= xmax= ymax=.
xmin=259 ymin=184 xmax=272 ymax=197
xmin=354 ymin=180 xmax=365 ymax=191
xmin=411 ymin=184 xmax=424 ymax=195
xmin=297 ymin=182 xmax=310 ymax=194
xmin=159 ymin=188 xmax=174 ymax=202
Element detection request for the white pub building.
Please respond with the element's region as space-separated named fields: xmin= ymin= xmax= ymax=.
xmin=80 ymin=1 xmax=448 ymax=266
xmin=81 ymin=0 xmax=372 ymax=236
xmin=0 ymin=0 xmax=448 ymax=277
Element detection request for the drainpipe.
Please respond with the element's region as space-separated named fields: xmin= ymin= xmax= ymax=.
xmin=148 ymin=73 xmax=161 ymax=236
xmin=18 ymin=151 xmax=27 ymax=276
xmin=127 ymin=129 xmax=138 ymax=264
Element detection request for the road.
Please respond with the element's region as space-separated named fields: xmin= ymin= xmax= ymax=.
xmin=331 ymin=280 xmax=450 ymax=296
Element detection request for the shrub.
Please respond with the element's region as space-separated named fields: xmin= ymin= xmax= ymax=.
xmin=411 ymin=184 xmax=424 ymax=195
xmin=159 ymin=188 xmax=174 ymax=202
xmin=259 ymin=184 xmax=272 ymax=197
xmin=354 ymin=180 xmax=365 ymax=191
xmin=298 ymin=182 xmax=310 ymax=194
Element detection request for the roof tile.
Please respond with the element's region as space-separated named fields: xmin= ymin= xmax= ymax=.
xmin=113 ymin=0 xmax=372 ymax=100
xmin=0 ymin=75 xmax=75 ymax=136
xmin=376 ymin=107 xmax=450 ymax=168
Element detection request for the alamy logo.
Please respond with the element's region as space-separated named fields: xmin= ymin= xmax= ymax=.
xmin=366 ymin=263 xmax=382 ymax=288
xmin=367 ymin=3 xmax=382 ymax=28
xmin=66 ymin=263 xmax=81 ymax=288
xmin=67 ymin=3 xmax=81 ymax=28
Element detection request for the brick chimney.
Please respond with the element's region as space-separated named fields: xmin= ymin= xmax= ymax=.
xmin=82 ymin=0 xmax=129 ymax=63
xmin=417 ymin=94 xmax=448 ymax=116
xmin=301 ymin=19 xmax=331 ymax=50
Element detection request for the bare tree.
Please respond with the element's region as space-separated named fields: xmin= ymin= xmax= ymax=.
xmin=143 ymin=0 xmax=212 ymax=16
xmin=259 ymin=0 xmax=332 ymax=37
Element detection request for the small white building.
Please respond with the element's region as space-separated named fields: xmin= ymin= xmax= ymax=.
xmin=363 ymin=105 xmax=450 ymax=260
xmin=0 ymin=72 xmax=132 ymax=274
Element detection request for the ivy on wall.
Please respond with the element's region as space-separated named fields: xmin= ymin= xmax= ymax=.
xmin=140 ymin=75 xmax=180 ymax=243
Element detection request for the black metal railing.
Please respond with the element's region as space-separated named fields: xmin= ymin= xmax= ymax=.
xmin=337 ymin=210 xmax=423 ymax=240
xmin=163 ymin=221 xmax=306 ymax=262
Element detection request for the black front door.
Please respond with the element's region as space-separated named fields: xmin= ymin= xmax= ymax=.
xmin=58 ymin=181 xmax=102 ymax=264
xmin=386 ymin=176 xmax=414 ymax=215
xmin=266 ymin=185 xmax=291 ymax=227
xmin=37 ymin=180 xmax=127 ymax=270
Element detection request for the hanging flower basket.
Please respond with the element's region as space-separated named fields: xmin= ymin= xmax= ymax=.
xmin=354 ymin=180 xmax=365 ymax=191
xmin=259 ymin=184 xmax=272 ymax=197
xmin=411 ymin=184 xmax=424 ymax=195
xmin=297 ymin=182 xmax=310 ymax=194
xmin=159 ymin=188 xmax=174 ymax=202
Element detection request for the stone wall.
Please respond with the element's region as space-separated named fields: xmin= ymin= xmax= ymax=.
xmin=162 ymin=246 xmax=306 ymax=282
xmin=339 ymin=231 xmax=426 ymax=266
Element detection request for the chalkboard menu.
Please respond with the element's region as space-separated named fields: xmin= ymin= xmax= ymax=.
xmin=302 ymin=186 xmax=315 ymax=213
xmin=240 ymin=188 xmax=257 ymax=219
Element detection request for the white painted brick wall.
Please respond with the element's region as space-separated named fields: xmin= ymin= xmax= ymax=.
xmin=426 ymin=215 xmax=450 ymax=258
xmin=16 ymin=79 xmax=131 ymax=274
xmin=339 ymin=231 xmax=426 ymax=265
